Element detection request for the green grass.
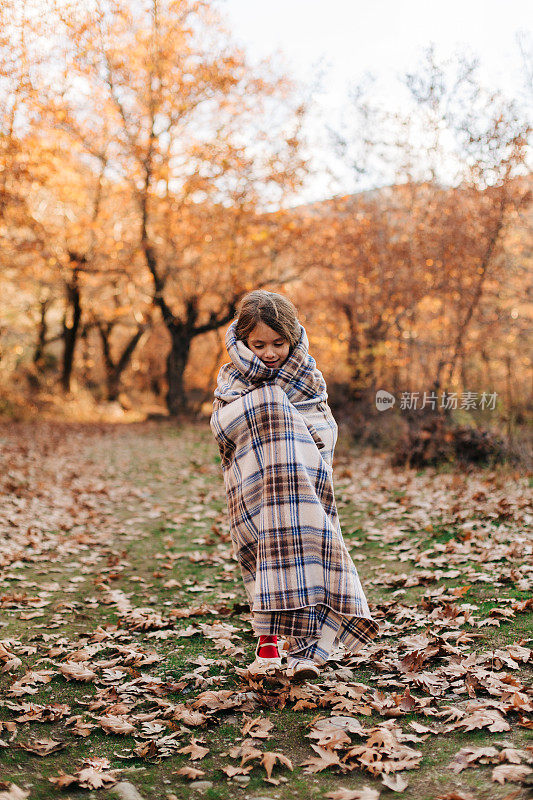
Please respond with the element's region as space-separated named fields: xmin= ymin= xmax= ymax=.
xmin=0 ymin=420 xmax=531 ymax=800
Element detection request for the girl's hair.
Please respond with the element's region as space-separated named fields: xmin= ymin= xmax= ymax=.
xmin=235 ymin=290 xmax=300 ymax=349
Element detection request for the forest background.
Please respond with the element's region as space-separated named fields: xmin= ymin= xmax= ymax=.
xmin=1 ymin=0 xmax=531 ymax=465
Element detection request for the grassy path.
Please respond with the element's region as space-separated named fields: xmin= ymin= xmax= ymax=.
xmin=0 ymin=420 xmax=531 ymax=800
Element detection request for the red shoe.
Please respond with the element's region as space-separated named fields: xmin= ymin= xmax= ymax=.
xmin=249 ymin=635 xmax=282 ymax=672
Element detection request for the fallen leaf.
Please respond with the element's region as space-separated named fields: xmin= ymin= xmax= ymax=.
xmin=19 ymin=737 xmax=67 ymax=756
xmin=221 ymin=764 xmax=253 ymax=777
xmin=0 ymin=783 xmax=30 ymax=800
xmin=301 ymin=744 xmax=342 ymax=773
xmin=382 ymin=773 xmax=409 ymax=791
xmin=325 ymin=788 xmax=380 ymax=800
xmin=242 ymin=715 xmax=273 ymax=739
xmin=261 ymin=751 xmax=293 ymax=779
xmin=173 ymin=766 xmax=205 ymax=779
xmin=492 ymin=764 xmax=532 ymax=784
xmin=57 ymin=662 xmax=97 ymax=682
xmin=95 ymin=714 xmax=136 ymax=735
xmin=177 ymin=737 xmax=209 ymax=760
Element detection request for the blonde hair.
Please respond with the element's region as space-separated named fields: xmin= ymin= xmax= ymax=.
xmin=235 ymin=290 xmax=300 ymax=349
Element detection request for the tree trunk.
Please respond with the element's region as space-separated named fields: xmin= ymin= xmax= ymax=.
xmin=61 ymin=271 xmax=82 ymax=393
xmin=342 ymin=303 xmax=366 ymax=401
xmin=363 ymin=318 xmax=388 ymax=400
xmin=34 ymin=298 xmax=50 ymax=368
xmin=97 ymin=322 xmax=147 ymax=402
xmin=166 ymin=326 xmax=192 ymax=416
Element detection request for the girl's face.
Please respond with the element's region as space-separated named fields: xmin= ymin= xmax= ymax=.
xmin=246 ymin=321 xmax=290 ymax=369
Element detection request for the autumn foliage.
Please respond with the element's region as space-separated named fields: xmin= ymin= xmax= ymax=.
xmin=0 ymin=1 xmax=531 ymax=461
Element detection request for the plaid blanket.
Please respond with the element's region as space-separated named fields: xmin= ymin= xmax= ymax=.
xmin=210 ymin=319 xmax=379 ymax=652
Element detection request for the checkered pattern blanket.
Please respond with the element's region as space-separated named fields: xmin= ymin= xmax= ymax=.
xmin=210 ymin=319 xmax=378 ymax=651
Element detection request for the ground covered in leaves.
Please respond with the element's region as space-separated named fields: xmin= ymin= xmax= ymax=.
xmin=0 ymin=418 xmax=531 ymax=800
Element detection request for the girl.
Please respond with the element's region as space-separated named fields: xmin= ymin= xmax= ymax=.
xmin=210 ymin=290 xmax=378 ymax=681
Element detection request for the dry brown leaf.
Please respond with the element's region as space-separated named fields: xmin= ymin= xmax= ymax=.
xmin=221 ymin=764 xmax=253 ymax=777
xmin=492 ymin=764 xmax=533 ymax=784
xmin=435 ymin=793 xmax=475 ymax=800
xmin=47 ymin=772 xmax=77 ymax=789
xmin=75 ymin=767 xmax=117 ymax=789
xmin=261 ymin=751 xmax=293 ymax=779
xmin=228 ymin=739 xmax=263 ymax=765
xmin=381 ymin=773 xmax=409 ymax=792
xmin=173 ymin=766 xmax=206 ymax=779
xmin=409 ymin=721 xmax=438 ymax=734
xmin=66 ymin=715 xmax=96 ymax=737
xmin=447 ymin=745 xmax=499 ymax=773
xmin=57 ymin=662 xmax=97 ymax=682
xmin=19 ymin=737 xmax=67 ymax=756
xmin=177 ymin=737 xmax=209 ymax=760
xmin=48 ymin=763 xmax=117 ymax=790
xmin=95 ymin=714 xmax=136 ymax=735
xmin=498 ymin=747 xmax=530 ymax=764
xmin=0 ymin=644 xmax=23 ymax=673
xmin=241 ymin=715 xmax=273 ymax=739
xmin=0 ymin=783 xmax=30 ymax=800
xmin=325 ymin=788 xmax=380 ymax=800
xmin=449 ymin=707 xmax=510 ymax=733
xmin=301 ymin=744 xmax=342 ymax=773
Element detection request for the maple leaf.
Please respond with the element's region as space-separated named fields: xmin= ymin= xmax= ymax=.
xmin=172 ymin=706 xmax=208 ymax=726
xmin=409 ymin=721 xmax=438 ymax=734
xmin=310 ymin=727 xmax=352 ymax=749
xmin=191 ymin=689 xmax=242 ymax=710
xmin=311 ymin=716 xmax=367 ymax=736
xmin=366 ymin=727 xmax=398 ymax=749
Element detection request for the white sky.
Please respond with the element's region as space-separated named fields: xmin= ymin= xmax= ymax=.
xmin=216 ymin=0 xmax=532 ymax=203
